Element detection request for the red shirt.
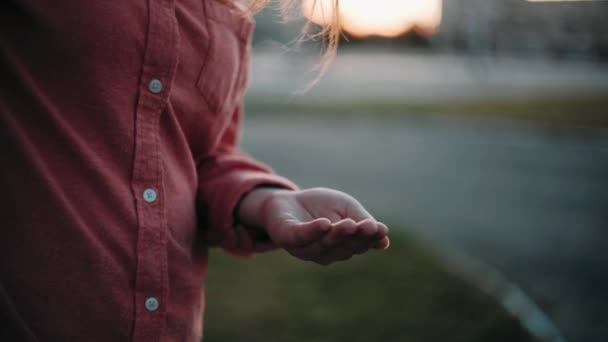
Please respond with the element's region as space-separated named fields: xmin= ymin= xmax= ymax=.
xmin=0 ymin=1 xmax=296 ymax=340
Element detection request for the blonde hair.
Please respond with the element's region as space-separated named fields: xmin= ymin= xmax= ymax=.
xmin=247 ymin=0 xmax=341 ymax=82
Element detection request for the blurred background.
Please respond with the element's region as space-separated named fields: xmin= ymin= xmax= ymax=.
xmin=205 ymin=1 xmax=608 ymax=341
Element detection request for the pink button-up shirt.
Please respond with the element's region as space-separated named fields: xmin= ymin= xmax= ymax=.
xmin=0 ymin=1 xmax=296 ymax=340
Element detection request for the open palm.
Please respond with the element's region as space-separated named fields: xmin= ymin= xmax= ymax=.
xmin=261 ymin=188 xmax=390 ymax=265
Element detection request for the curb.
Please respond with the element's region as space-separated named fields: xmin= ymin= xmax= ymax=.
xmin=429 ymin=244 xmax=567 ymax=342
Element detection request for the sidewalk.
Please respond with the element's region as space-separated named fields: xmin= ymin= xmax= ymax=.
xmin=247 ymin=49 xmax=608 ymax=102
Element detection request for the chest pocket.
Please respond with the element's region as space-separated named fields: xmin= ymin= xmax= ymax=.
xmin=197 ymin=0 xmax=253 ymax=119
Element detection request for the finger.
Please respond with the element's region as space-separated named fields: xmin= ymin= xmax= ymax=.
xmin=319 ymin=218 xmax=357 ymax=247
xmin=375 ymin=222 xmax=389 ymax=239
xmin=336 ymin=219 xmax=358 ymax=235
xmin=345 ymin=229 xmax=381 ymax=253
xmin=356 ymin=218 xmax=379 ymax=237
xmin=373 ymin=236 xmax=391 ymax=250
xmin=328 ymin=219 xmax=379 ymax=254
xmin=291 ymin=219 xmax=380 ymax=262
xmin=307 ymin=222 xmax=389 ymax=263
xmin=371 ymin=223 xmax=390 ymax=249
xmin=286 ymin=217 xmax=332 ymax=247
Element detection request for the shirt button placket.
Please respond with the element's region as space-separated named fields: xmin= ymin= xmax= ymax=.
xmin=139 ymin=76 xmax=163 ymax=325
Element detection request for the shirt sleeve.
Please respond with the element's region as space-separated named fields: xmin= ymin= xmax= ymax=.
xmin=196 ymin=105 xmax=299 ymax=255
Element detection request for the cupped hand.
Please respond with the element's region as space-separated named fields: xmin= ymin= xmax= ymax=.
xmin=260 ymin=188 xmax=390 ymax=265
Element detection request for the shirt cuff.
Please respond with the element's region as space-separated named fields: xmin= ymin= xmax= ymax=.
xmin=205 ymin=170 xmax=299 ymax=254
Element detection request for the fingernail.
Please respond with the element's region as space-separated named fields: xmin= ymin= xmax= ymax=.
xmin=383 ymin=239 xmax=391 ymax=250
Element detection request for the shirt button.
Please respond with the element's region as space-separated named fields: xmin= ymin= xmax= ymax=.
xmin=148 ymin=79 xmax=163 ymax=94
xmin=145 ymin=297 xmax=159 ymax=312
xmin=142 ymin=188 xmax=157 ymax=203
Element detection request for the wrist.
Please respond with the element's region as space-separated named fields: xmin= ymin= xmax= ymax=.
xmin=236 ymin=187 xmax=289 ymax=230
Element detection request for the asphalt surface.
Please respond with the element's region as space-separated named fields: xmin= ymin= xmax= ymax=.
xmin=241 ymin=114 xmax=608 ymax=342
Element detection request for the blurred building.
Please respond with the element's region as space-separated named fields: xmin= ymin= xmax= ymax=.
xmin=437 ymin=0 xmax=608 ymax=60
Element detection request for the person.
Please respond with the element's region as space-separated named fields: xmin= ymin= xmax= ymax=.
xmin=0 ymin=0 xmax=390 ymax=340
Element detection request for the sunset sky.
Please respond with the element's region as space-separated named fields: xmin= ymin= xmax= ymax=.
xmin=303 ymin=0 xmax=443 ymax=38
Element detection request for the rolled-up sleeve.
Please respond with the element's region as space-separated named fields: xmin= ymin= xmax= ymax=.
xmin=196 ymin=105 xmax=298 ymax=254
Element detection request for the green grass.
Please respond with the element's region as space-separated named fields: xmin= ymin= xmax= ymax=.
xmin=203 ymin=233 xmax=535 ymax=342
xmin=244 ymin=95 xmax=608 ymax=127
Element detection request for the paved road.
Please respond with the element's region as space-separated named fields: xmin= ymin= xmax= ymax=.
xmin=241 ymin=114 xmax=608 ymax=342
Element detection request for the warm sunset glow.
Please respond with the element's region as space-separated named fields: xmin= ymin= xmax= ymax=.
xmin=303 ymin=0 xmax=443 ymax=38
